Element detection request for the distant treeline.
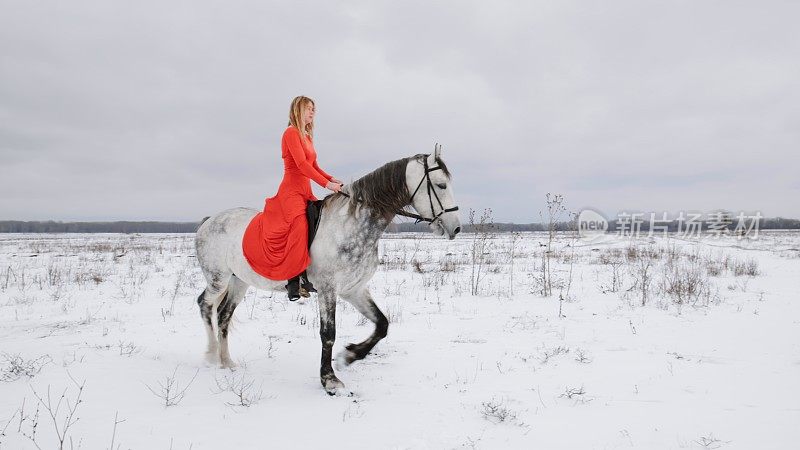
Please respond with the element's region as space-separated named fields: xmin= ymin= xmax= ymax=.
xmin=2 ymin=217 xmax=799 ymax=233
xmin=0 ymin=221 xmax=199 ymax=233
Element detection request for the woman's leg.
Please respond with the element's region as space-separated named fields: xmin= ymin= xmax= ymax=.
xmin=301 ymin=270 xmax=317 ymax=293
xmin=286 ymin=274 xmax=302 ymax=301
xmin=285 ymin=214 xmax=310 ymax=300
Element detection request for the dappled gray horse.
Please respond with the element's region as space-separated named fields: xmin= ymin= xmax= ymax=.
xmin=195 ymin=147 xmax=461 ymax=395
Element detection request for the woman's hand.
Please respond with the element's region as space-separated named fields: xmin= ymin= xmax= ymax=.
xmin=326 ymin=181 xmax=343 ymax=193
xmin=330 ymin=177 xmax=343 ymax=184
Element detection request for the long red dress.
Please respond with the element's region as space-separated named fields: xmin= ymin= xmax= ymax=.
xmin=242 ymin=126 xmax=333 ymax=280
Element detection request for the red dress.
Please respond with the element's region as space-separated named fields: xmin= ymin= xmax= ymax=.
xmin=242 ymin=126 xmax=332 ymax=280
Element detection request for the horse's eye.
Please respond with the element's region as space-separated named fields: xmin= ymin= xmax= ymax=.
xmin=436 ymin=183 xmax=447 ymax=189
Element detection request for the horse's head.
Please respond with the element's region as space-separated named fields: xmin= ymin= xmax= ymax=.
xmin=406 ymin=145 xmax=461 ymax=240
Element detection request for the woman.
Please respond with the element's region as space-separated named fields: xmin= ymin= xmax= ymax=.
xmin=242 ymin=96 xmax=343 ymax=300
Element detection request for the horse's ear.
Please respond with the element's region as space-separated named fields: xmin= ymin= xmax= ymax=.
xmin=433 ymin=143 xmax=442 ymax=159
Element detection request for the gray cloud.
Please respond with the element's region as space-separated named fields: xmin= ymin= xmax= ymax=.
xmin=1 ymin=0 xmax=798 ymax=222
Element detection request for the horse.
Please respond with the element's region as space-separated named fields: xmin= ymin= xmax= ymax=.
xmin=194 ymin=145 xmax=461 ymax=395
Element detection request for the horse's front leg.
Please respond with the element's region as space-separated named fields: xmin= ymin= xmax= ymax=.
xmin=318 ymin=286 xmax=346 ymax=395
xmin=337 ymin=288 xmax=388 ymax=366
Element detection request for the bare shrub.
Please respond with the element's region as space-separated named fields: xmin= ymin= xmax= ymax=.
xmin=559 ymin=385 xmax=586 ymax=399
xmin=0 ymin=353 xmax=52 ymax=382
xmin=469 ymin=208 xmax=496 ymax=296
xmin=385 ymin=302 xmax=404 ymax=324
xmin=598 ymin=248 xmax=622 ymax=264
xmin=660 ymin=259 xmax=713 ymax=306
xmin=379 ymin=240 xmax=412 ymax=271
xmin=381 ymin=279 xmax=408 ymax=297
xmin=599 ymin=251 xmax=625 ymax=293
xmin=45 ymin=261 xmax=69 ymax=289
xmin=694 ymin=433 xmax=729 ymax=449
xmin=480 ymin=398 xmax=521 ymax=425
xmin=117 ymin=341 xmax=142 ymax=357
xmin=625 ymin=245 xmax=639 ymax=261
xmin=705 ymin=261 xmax=723 ymax=277
xmin=629 ymin=252 xmax=654 ymax=307
xmin=560 ymin=213 xmax=579 ymax=308
xmin=108 ymin=411 xmax=125 ymax=450
xmin=27 ymin=372 xmax=86 ymax=450
xmin=539 ymin=193 xmax=566 ymax=297
xmin=574 ymin=348 xmax=593 ymax=364
xmin=506 ymin=312 xmax=537 ymax=331
xmin=559 ymin=385 xmax=591 ymax=404
xmin=507 ymin=232 xmax=521 ymax=296
xmin=162 ymin=263 xmax=189 ymax=319
xmin=732 ymin=258 xmax=760 ymax=277
xmin=212 ymin=371 xmax=264 ymax=408
xmin=438 ymin=254 xmax=458 ymax=273
xmin=145 ymin=367 xmax=199 ymax=407
xmin=539 ymin=345 xmax=570 ymax=364
xmin=73 ymin=263 xmax=111 ymax=287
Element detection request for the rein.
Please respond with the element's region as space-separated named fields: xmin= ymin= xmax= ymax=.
xmin=339 ymin=154 xmax=459 ymax=224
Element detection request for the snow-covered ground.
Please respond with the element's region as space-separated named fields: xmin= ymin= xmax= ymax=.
xmin=0 ymin=231 xmax=798 ymax=449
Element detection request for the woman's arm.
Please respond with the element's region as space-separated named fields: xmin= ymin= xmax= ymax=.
xmin=284 ymin=128 xmax=330 ymax=188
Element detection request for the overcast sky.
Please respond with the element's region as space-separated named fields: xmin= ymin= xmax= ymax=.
xmin=1 ymin=0 xmax=798 ymax=223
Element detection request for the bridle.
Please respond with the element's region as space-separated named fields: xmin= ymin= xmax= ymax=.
xmin=399 ymin=154 xmax=459 ymax=223
xmin=340 ymin=151 xmax=459 ymax=224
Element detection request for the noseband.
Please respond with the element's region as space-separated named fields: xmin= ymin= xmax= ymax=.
xmin=340 ymin=154 xmax=459 ymax=224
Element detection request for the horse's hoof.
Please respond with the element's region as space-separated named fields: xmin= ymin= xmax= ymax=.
xmin=204 ymin=350 xmax=219 ymax=365
xmin=322 ymin=376 xmax=348 ymax=396
xmin=220 ymin=358 xmax=237 ymax=370
xmin=335 ymin=348 xmax=358 ymax=370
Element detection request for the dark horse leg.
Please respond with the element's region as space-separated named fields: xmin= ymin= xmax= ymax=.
xmin=196 ymin=271 xmax=231 ymax=364
xmin=216 ymin=275 xmax=248 ymax=368
xmin=318 ymin=285 xmax=346 ymax=395
xmin=338 ymin=289 xmax=388 ymax=366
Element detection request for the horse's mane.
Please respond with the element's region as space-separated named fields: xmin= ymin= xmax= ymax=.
xmin=323 ymin=154 xmax=450 ymax=221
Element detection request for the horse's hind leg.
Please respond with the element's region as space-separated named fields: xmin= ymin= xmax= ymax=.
xmin=197 ymin=272 xmax=231 ymax=364
xmin=216 ymin=275 xmax=248 ymax=368
xmin=338 ymin=289 xmax=388 ymax=366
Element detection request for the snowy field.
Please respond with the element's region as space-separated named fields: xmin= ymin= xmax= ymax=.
xmin=0 ymin=230 xmax=798 ymax=449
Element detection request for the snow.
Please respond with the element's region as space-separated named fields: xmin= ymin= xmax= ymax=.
xmin=0 ymin=231 xmax=798 ymax=449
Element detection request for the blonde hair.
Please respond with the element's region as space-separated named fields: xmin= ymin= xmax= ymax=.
xmin=287 ymin=96 xmax=315 ymax=141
